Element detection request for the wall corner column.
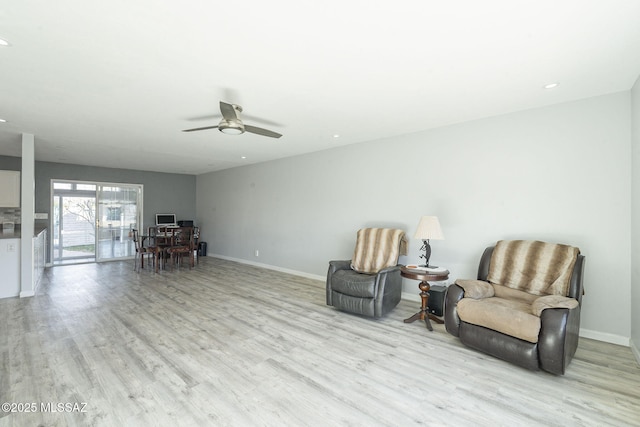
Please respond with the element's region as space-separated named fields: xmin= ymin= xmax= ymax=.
xmin=20 ymin=133 xmax=35 ymax=297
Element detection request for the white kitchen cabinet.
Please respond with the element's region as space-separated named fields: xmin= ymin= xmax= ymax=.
xmin=0 ymin=170 xmax=21 ymax=207
xmin=0 ymin=238 xmax=20 ymax=298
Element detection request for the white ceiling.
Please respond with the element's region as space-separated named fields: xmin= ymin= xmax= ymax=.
xmin=1 ymin=1 xmax=640 ymax=175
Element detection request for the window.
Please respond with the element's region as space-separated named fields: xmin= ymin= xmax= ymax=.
xmin=106 ymin=207 xmax=121 ymax=221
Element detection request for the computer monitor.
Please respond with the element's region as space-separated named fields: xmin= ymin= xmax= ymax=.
xmin=155 ymin=213 xmax=177 ymax=227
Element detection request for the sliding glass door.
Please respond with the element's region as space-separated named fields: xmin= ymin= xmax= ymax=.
xmin=52 ymin=180 xmax=143 ymax=265
xmin=96 ymin=185 xmax=141 ymax=262
xmin=52 ymin=185 xmax=97 ymax=264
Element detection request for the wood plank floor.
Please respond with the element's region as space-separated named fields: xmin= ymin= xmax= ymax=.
xmin=1 ymin=257 xmax=639 ymax=427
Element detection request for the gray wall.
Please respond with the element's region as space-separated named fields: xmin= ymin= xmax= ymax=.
xmin=632 ymin=76 xmax=640 ymax=362
xmin=33 ymin=160 xmax=196 ymax=229
xmin=0 ymin=156 xmax=21 ymax=170
xmin=197 ymin=91 xmax=632 ymax=345
xmin=0 ymin=155 xmax=197 ymax=257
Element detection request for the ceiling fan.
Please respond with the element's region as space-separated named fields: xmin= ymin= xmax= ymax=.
xmin=182 ymin=101 xmax=282 ymax=138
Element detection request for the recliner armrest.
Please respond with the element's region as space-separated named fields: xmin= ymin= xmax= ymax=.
xmin=532 ymin=295 xmax=579 ymax=317
xmin=377 ymin=265 xmax=400 ymax=274
xmin=373 ymin=265 xmax=402 ymax=317
xmin=374 ymin=265 xmax=401 ymax=293
xmin=538 ymin=305 xmax=581 ymax=375
xmin=326 ymin=260 xmax=353 ymax=306
xmin=454 ymin=279 xmax=494 ymax=299
xmin=328 ymin=260 xmax=352 ymax=273
xmin=444 ymin=284 xmax=466 ymax=337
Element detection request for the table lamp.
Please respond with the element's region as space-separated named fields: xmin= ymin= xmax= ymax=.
xmin=414 ymin=216 xmax=444 ymax=268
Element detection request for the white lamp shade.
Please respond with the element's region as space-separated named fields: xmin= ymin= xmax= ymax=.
xmin=414 ymin=216 xmax=444 ymax=240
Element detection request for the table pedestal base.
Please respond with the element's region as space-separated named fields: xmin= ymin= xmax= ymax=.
xmin=403 ymin=280 xmax=444 ymax=331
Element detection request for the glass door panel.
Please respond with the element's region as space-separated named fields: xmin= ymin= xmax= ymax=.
xmin=52 ymin=193 xmax=97 ymax=264
xmin=96 ymin=184 xmax=142 ymax=262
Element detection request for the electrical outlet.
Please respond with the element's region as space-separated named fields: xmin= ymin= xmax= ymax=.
xmin=255 ymin=249 xmax=259 ymax=257
xmin=7 ymin=243 xmax=16 ymax=252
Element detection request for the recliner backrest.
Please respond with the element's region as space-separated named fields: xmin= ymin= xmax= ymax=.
xmin=477 ymin=245 xmax=585 ymax=304
xmin=350 ymin=228 xmax=407 ymax=274
xmin=487 ymin=240 xmax=580 ymax=296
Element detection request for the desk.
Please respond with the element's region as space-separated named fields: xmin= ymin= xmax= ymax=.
xmin=401 ymin=266 xmax=449 ymax=331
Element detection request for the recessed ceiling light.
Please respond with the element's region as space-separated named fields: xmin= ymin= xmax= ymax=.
xmin=333 ymin=134 xmax=340 ymax=138
xmin=543 ymin=82 xmax=559 ymax=90
xmin=0 ymin=118 xmax=6 ymax=123
xmin=0 ymin=38 xmax=10 ymax=47
xmin=241 ymin=156 xmax=247 ymax=159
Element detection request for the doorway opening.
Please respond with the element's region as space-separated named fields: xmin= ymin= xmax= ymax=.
xmin=51 ymin=180 xmax=143 ymax=265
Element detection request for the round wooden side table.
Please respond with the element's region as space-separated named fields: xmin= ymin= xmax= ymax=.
xmin=401 ymin=266 xmax=449 ymax=331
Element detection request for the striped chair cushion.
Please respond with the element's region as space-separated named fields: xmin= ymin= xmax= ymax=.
xmin=487 ymin=240 xmax=580 ymax=296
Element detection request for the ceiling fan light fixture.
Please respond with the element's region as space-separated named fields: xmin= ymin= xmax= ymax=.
xmin=220 ymin=127 xmax=243 ymax=135
xmin=218 ymin=119 xmax=245 ymax=135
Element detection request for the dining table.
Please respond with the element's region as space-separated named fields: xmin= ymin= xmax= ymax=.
xmin=140 ymin=226 xmax=196 ymax=271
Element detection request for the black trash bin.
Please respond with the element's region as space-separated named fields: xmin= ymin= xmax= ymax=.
xmin=198 ymin=242 xmax=207 ymax=257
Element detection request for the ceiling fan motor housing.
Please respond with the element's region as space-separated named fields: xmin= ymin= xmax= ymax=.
xmin=218 ymin=119 xmax=245 ymax=135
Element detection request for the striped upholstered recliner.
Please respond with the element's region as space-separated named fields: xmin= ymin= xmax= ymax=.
xmin=326 ymin=228 xmax=407 ymax=319
xmin=444 ymin=240 xmax=585 ymax=375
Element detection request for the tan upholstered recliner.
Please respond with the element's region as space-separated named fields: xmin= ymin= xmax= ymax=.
xmin=444 ymin=240 xmax=585 ymax=375
xmin=327 ymin=228 xmax=407 ymax=318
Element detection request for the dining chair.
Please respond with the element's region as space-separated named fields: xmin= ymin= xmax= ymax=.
xmin=131 ymin=229 xmax=161 ymax=272
xmin=165 ymin=227 xmax=195 ymax=270
xmin=149 ymin=226 xmax=171 ymax=271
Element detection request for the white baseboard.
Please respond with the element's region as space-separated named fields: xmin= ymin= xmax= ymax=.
xmin=19 ymin=290 xmax=35 ymax=298
xmin=210 ymin=254 xmax=326 ymax=282
xmin=212 ymin=255 xmax=632 ymax=348
xmin=575 ymin=329 xmax=629 ymax=347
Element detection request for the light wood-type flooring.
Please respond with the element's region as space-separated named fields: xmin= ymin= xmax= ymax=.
xmin=1 ymin=257 xmax=639 ymax=426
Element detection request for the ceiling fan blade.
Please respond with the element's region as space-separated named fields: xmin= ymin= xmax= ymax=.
xmin=239 ymin=113 xmax=283 ymax=127
xmin=187 ymin=114 xmax=220 ymax=122
xmin=182 ymin=125 xmax=220 ymax=132
xmin=244 ymin=124 xmax=282 ymax=139
xmin=188 ymin=113 xmax=282 ymax=127
xmin=219 ymin=101 xmax=239 ymax=121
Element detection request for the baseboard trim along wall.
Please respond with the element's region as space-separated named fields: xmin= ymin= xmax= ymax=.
xmin=211 ymin=254 xmax=326 ymax=283
xmin=211 ymin=254 xmax=631 ymax=349
xmin=579 ymin=329 xmax=630 ymax=347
